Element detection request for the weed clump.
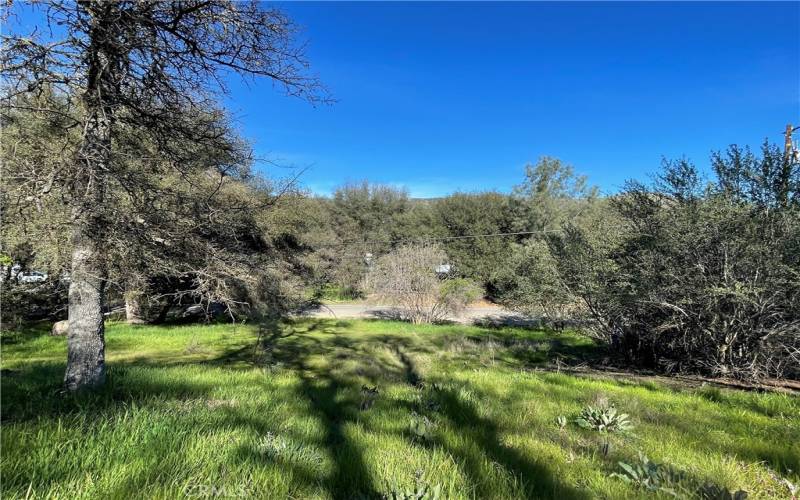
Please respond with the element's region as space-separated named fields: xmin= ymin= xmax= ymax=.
xmin=257 ymin=432 xmax=324 ymax=467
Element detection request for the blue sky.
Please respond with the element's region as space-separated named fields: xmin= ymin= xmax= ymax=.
xmin=9 ymin=2 xmax=799 ymax=197
xmin=227 ymin=1 xmax=799 ymax=197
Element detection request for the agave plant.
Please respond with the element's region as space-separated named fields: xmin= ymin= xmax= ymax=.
xmin=575 ymin=405 xmax=634 ymax=433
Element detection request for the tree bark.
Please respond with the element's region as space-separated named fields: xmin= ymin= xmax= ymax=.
xmin=64 ymin=224 xmax=106 ymax=390
xmin=125 ymin=290 xmax=147 ymax=324
xmin=64 ymin=1 xmax=115 ymax=390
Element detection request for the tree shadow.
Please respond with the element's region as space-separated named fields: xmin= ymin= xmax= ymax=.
xmin=253 ymin=319 xmax=384 ymax=499
xmin=296 ymin=371 xmax=380 ymax=499
xmin=382 ymin=338 xmax=590 ymax=499
xmin=392 ymin=345 xmax=423 ymax=387
xmin=434 ymin=383 xmax=591 ymax=499
xmin=6 ymin=317 xmax=790 ymax=498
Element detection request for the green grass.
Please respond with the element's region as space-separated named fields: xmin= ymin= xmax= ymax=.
xmin=309 ymin=284 xmax=364 ymax=303
xmin=1 ymin=319 xmax=798 ymax=499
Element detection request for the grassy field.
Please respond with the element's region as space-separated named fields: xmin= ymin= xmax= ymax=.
xmin=1 ymin=319 xmax=798 ymax=499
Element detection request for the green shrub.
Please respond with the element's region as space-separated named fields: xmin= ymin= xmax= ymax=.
xmin=506 ymin=143 xmax=800 ymax=381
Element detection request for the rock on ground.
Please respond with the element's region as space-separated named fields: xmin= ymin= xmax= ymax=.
xmin=51 ymin=320 xmax=69 ymax=336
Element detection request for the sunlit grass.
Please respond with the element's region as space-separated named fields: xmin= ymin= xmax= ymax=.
xmin=1 ymin=319 xmax=798 ymax=499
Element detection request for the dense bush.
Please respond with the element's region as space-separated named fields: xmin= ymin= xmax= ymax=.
xmin=508 ymin=143 xmax=800 ymax=380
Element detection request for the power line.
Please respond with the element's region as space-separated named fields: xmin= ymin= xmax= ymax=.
xmin=329 ymin=229 xmax=558 ymax=248
xmin=395 ymin=230 xmax=556 ymax=243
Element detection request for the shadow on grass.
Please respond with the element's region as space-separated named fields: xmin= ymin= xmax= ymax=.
xmin=258 ymin=320 xmax=592 ymax=498
xmin=297 ymin=373 xmax=380 ymax=499
xmin=383 ymin=338 xmax=589 ymax=499
xmin=4 ymin=317 xmax=794 ymax=498
xmin=435 ymin=385 xmax=590 ymax=499
xmin=250 ymin=320 xmax=383 ymax=498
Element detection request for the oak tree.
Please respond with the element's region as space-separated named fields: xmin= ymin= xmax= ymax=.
xmin=2 ymin=0 xmax=327 ymax=390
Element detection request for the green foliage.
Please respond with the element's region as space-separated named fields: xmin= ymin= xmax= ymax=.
xmin=438 ymin=278 xmax=482 ymax=310
xmin=315 ymin=283 xmax=364 ymax=301
xmin=294 ymin=186 xmax=526 ymax=298
xmin=493 ymin=239 xmax=576 ymax=321
xmin=511 ymin=156 xmax=599 ymax=233
xmin=428 ymin=192 xmax=517 ymax=291
xmin=575 ymin=405 xmax=634 ymax=433
xmin=283 ymin=160 xmax=604 ymax=302
xmin=296 ymin=182 xmax=412 ymax=296
xmin=521 ymin=145 xmax=800 ymax=380
xmin=495 ymin=157 xmax=606 ymax=310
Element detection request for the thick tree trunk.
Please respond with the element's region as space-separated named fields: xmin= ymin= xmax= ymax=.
xmin=63 ymin=1 xmax=119 ymax=390
xmin=64 ymin=225 xmax=107 ymax=390
xmin=125 ymin=290 xmax=147 ymax=324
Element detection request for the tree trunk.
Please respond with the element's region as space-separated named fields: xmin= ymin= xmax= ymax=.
xmin=64 ymin=3 xmax=116 ymax=390
xmin=125 ymin=290 xmax=147 ymax=324
xmin=64 ymin=225 xmax=107 ymax=390
xmin=152 ymin=298 xmax=175 ymax=324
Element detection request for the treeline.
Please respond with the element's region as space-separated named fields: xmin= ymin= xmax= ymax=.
xmin=278 ymin=146 xmax=799 ymax=381
xmin=5 ymin=118 xmax=798 ymax=381
xmin=283 ymin=156 xmax=599 ymax=300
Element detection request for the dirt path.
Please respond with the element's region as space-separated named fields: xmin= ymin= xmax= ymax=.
xmin=298 ymin=302 xmax=533 ymax=326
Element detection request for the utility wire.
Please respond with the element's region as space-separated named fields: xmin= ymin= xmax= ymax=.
xmin=328 ymin=229 xmax=557 ymax=248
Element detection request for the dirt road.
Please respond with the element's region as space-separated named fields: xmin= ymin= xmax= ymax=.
xmin=298 ymin=302 xmax=532 ymax=326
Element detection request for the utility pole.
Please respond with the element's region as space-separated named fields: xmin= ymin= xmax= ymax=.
xmin=778 ymin=123 xmax=800 ymax=208
xmin=785 ymin=124 xmax=794 ymax=158
xmin=786 ymin=123 xmax=800 ymax=161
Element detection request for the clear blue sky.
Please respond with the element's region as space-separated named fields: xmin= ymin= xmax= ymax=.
xmin=10 ymin=2 xmax=799 ymax=197
xmin=227 ymin=1 xmax=799 ymax=197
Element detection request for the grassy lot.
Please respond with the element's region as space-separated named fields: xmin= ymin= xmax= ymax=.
xmin=1 ymin=319 xmax=798 ymax=499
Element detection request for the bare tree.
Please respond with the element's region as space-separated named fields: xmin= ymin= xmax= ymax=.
xmin=364 ymin=244 xmax=480 ymax=324
xmin=1 ymin=0 xmax=328 ymax=390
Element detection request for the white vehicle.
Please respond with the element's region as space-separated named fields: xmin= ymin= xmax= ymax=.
xmin=1 ymin=265 xmax=49 ymax=283
xmin=18 ymin=271 xmax=48 ymax=283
